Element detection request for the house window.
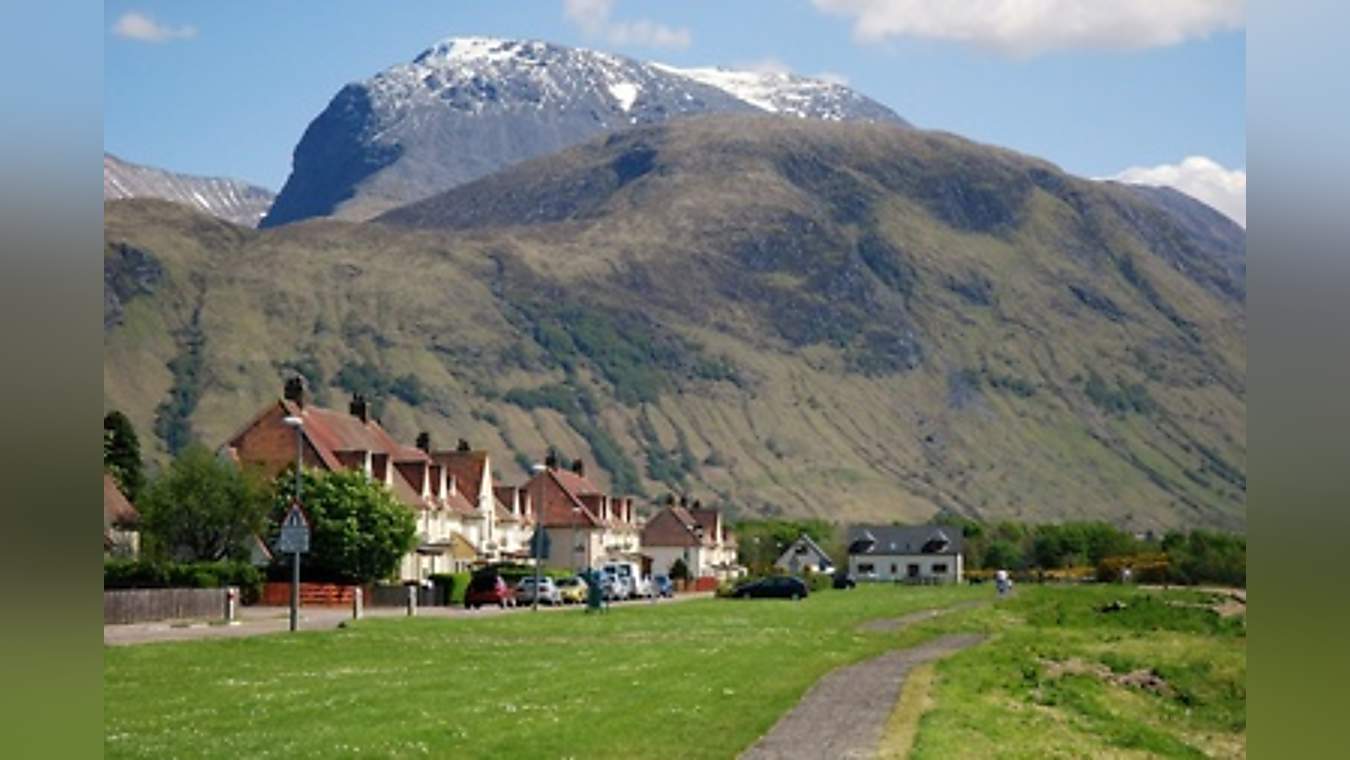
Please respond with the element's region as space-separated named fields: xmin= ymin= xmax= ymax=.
xmin=891 ymin=563 xmax=898 ymax=575
xmin=932 ymin=563 xmax=948 ymax=574
xmin=907 ymin=563 xmax=919 ymax=577
xmin=858 ymin=563 xmax=875 ymax=574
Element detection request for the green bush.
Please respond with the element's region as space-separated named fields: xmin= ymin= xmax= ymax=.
xmin=104 ymin=559 xmax=263 ymax=604
xmin=800 ymin=571 xmax=833 ymax=593
xmin=428 ymin=572 xmax=474 ymax=604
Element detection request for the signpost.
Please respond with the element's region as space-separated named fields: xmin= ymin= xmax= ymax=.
xmin=280 ymin=501 xmax=310 ymax=631
xmin=529 ymin=528 xmax=550 ymax=611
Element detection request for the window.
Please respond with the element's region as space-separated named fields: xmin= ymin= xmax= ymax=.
xmin=891 ymin=563 xmax=899 ymax=575
xmin=858 ymin=563 xmax=875 ymax=574
xmin=932 ymin=563 xmax=948 ymax=574
xmin=907 ymin=563 xmax=920 ymax=577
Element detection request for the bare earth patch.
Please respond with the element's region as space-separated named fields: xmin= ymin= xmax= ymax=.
xmin=739 ymin=634 xmax=986 ymax=760
xmin=1040 ymin=657 xmax=1175 ymax=698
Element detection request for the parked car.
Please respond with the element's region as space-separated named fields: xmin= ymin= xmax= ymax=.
xmin=653 ymin=574 xmax=674 ymax=598
xmin=832 ymin=571 xmax=857 ymax=590
xmin=603 ymin=562 xmax=649 ymax=599
xmin=465 ymin=572 xmax=517 ymax=609
xmin=556 ymin=576 xmax=589 ymax=604
xmin=732 ymin=576 xmax=810 ymax=600
xmin=516 ymin=576 xmax=562 ymax=606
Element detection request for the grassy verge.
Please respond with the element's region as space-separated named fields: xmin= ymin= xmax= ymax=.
xmin=104 ymin=585 xmax=984 ymax=758
xmin=898 ymin=585 xmax=1246 ymax=759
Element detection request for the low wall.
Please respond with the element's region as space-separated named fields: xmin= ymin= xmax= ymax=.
xmin=104 ymin=588 xmax=231 ymax=625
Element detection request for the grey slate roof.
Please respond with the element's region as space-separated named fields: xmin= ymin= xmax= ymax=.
xmin=775 ymin=534 xmax=835 ymax=570
xmin=846 ymin=524 xmax=963 ymax=556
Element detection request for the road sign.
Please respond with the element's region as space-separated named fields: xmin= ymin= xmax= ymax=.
xmin=529 ymin=528 xmax=550 ymax=559
xmin=278 ymin=501 xmax=310 ymax=554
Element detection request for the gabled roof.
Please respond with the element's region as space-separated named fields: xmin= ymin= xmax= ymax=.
xmin=641 ymin=504 xmax=717 ymax=547
xmin=103 ymin=473 xmax=139 ymax=529
xmin=776 ymin=534 xmax=834 ymax=568
xmin=433 ymin=450 xmax=489 ymax=501
xmin=846 ymin=524 xmax=962 ymax=556
xmin=526 ymin=467 xmax=603 ymax=528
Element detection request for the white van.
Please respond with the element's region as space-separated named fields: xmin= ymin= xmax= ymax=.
xmin=603 ymin=561 xmax=651 ymax=599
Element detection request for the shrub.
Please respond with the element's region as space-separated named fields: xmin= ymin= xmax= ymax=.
xmin=104 ymin=559 xmax=263 ymax=604
xmin=428 ymin=572 xmax=474 ymax=604
xmin=800 ymin=571 xmax=833 ymax=593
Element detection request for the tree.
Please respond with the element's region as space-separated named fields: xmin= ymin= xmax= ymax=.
xmin=139 ymin=444 xmax=272 ymax=561
xmin=103 ymin=410 xmax=145 ymax=503
xmin=982 ymin=539 xmax=1024 ymax=570
xmin=669 ymin=557 xmax=690 ymax=582
xmin=273 ymin=468 xmax=417 ymax=584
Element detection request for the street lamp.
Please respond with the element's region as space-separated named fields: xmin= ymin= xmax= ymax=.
xmin=282 ymin=415 xmax=304 ymax=632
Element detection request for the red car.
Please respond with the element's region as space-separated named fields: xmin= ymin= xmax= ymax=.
xmin=465 ymin=572 xmax=517 ymax=609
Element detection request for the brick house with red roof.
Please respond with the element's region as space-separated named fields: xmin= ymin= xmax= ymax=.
xmin=224 ymin=379 xmax=480 ymax=580
xmin=640 ymin=497 xmax=743 ymax=580
xmin=522 ymin=454 xmax=641 ymax=571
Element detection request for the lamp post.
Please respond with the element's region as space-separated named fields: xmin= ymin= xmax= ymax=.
xmin=570 ymin=505 xmax=581 ymax=572
xmin=282 ymin=414 xmax=304 ymax=632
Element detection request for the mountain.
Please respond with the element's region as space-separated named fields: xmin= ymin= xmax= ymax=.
xmin=103 ymin=153 xmax=275 ymax=228
xmin=260 ymin=37 xmax=906 ymax=228
xmin=105 ymin=116 xmax=1245 ymax=532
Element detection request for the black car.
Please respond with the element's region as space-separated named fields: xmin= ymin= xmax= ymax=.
xmin=832 ymin=571 xmax=857 ymax=590
xmin=733 ymin=576 xmax=809 ymax=600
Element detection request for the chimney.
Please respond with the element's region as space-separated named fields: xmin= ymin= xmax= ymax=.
xmin=545 ymin=451 xmax=559 ymax=470
xmin=448 ymin=474 xmax=457 ymax=496
xmin=284 ymin=376 xmax=307 ymax=408
xmin=349 ymin=394 xmax=370 ymax=423
xmin=680 ymin=495 xmax=689 ymax=508
xmin=572 ymin=458 xmax=585 ymax=477
xmin=457 ymin=438 xmax=471 ymax=452
xmin=416 ymin=432 xmax=431 ymax=453
xmin=665 ymin=494 xmax=676 ymax=506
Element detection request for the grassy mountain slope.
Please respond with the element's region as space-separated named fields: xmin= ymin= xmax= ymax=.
xmin=104 ymin=116 xmax=1245 ymax=531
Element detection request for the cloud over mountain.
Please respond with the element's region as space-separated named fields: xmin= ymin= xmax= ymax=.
xmin=811 ymin=0 xmax=1244 ymax=56
xmin=111 ymin=11 xmax=197 ymax=43
xmin=1110 ymin=156 xmax=1246 ymax=227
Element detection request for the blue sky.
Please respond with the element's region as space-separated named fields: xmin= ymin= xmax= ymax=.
xmin=104 ymin=1 xmax=1246 ymax=221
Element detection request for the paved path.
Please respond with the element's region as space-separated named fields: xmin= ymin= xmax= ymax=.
xmin=857 ymin=599 xmax=989 ymax=633
xmin=104 ymin=593 xmax=713 ymax=647
xmin=739 ymin=633 xmax=986 ymax=760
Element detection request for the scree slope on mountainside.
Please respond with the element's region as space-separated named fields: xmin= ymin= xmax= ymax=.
xmin=106 ymin=116 xmax=1245 ymax=531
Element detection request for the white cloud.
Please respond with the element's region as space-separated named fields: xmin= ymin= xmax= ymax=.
xmin=564 ymin=0 xmax=691 ymax=49
xmin=111 ymin=11 xmax=197 ymax=43
xmin=811 ymin=0 xmax=1244 ymax=57
xmin=1109 ymin=156 xmax=1246 ymax=227
xmin=815 ymin=71 xmax=851 ymax=85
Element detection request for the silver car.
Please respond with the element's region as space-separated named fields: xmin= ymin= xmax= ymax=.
xmin=516 ymin=576 xmax=562 ymax=606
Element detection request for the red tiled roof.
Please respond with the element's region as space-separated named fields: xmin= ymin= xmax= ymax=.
xmin=433 ymin=450 xmax=489 ymax=503
xmin=103 ymin=473 xmax=139 ymax=529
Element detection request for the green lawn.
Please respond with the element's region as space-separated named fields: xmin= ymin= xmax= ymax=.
xmin=104 ymin=584 xmax=1245 ymax=758
xmin=104 ymin=586 xmax=983 ymax=758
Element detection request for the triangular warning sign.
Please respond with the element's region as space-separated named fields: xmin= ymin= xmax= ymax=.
xmin=282 ymin=501 xmax=309 ymax=529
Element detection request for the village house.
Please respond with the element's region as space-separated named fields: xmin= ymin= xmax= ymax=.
xmin=224 ymin=379 xmax=481 ymax=580
xmin=103 ymin=472 xmax=140 ymax=558
xmin=522 ymin=454 xmax=642 ymax=571
xmin=846 ymin=524 xmax=964 ymax=584
xmin=640 ymin=497 xmax=742 ymax=580
xmin=775 ymin=534 xmax=835 ymax=575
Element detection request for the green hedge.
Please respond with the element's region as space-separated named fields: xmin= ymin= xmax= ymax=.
xmin=104 ymin=559 xmax=263 ymax=604
xmin=428 ymin=572 xmax=473 ymax=605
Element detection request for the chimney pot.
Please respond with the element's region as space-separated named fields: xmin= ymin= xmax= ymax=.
xmin=284 ymin=376 xmax=307 ymax=407
xmin=457 ymin=438 xmax=470 ymax=452
xmin=349 ymin=394 xmax=370 ymax=423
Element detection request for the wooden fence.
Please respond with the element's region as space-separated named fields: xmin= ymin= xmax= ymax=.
xmin=104 ymin=588 xmax=232 ymax=625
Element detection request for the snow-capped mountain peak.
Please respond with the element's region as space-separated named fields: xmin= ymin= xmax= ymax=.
xmin=262 ymin=37 xmax=907 ymax=227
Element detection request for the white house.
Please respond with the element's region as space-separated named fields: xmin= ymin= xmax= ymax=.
xmin=775 ymin=534 xmax=835 ymax=575
xmin=846 ymin=524 xmax=963 ymax=584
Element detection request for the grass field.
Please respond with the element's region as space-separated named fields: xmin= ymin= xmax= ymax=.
xmin=104 ymin=585 xmax=1244 ymax=758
